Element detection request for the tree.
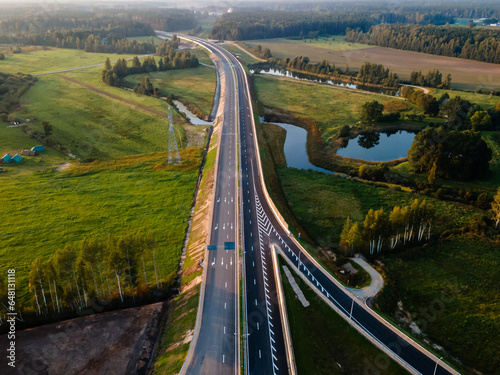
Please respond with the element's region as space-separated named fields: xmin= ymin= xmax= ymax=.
xmin=131 ymin=56 xmax=141 ymax=68
xmin=0 ymin=54 xmax=5 ymax=60
xmin=492 ymin=188 xmax=500 ymax=228
xmin=104 ymin=57 xmax=112 ymax=71
xmin=440 ymin=96 xmax=471 ymax=129
xmin=42 ymin=121 xmax=52 ymax=137
xmin=360 ymin=101 xmax=384 ymax=123
xmin=408 ymin=127 xmax=492 ymax=180
xmin=470 ymin=111 xmax=492 ymax=131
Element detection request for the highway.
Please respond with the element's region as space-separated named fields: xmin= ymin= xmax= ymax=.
xmin=164 ymin=33 xmax=239 ymax=375
xmin=159 ymin=31 xmax=459 ymax=375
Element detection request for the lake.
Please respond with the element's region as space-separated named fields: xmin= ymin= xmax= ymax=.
xmin=336 ymin=130 xmax=416 ymax=162
xmin=267 ymin=122 xmax=333 ymax=174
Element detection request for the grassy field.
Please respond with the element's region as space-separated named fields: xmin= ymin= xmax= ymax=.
xmin=123 ymin=65 xmax=216 ymax=116
xmin=279 ymin=258 xmax=407 ymax=375
xmin=376 ymin=236 xmax=500 ymax=375
xmin=126 ymin=35 xmax=164 ymax=44
xmin=246 ymin=36 xmax=375 ymax=56
xmin=246 ymin=37 xmax=500 ymax=91
xmin=0 ymin=47 xmax=216 ymax=312
xmin=432 ymin=88 xmax=500 ymax=110
xmin=277 ymin=167 xmax=479 ymax=247
xmin=0 ymin=48 xmax=137 ymax=75
xmin=253 ymin=74 xmax=424 ymax=143
xmin=0 ymin=148 xmax=203 ymax=305
xmin=12 ymin=51 xmax=215 ymax=161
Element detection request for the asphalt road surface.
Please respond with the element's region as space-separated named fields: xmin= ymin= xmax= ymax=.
xmin=161 ymin=31 xmax=458 ymax=375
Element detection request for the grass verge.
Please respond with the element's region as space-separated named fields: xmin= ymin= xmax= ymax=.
xmin=279 ymin=257 xmax=407 ymax=375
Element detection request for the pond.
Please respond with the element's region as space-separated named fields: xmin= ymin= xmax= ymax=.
xmin=336 ymin=130 xmax=416 ymax=162
xmin=173 ymin=100 xmax=212 ymax=126
xmin=251 ymin=67 xmax=400 ymax=97
xmin=266 ymin=122 xmax=333 ymax=174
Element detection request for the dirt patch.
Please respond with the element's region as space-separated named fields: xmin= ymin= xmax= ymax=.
xmin=0 ymin=302 xmax=167 ymax=375
xmin=60 ymin=76 xmax=169 ymax=118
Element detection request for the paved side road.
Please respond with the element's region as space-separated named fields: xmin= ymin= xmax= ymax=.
xmin=349 ymin=257 xmax=384 ymax=301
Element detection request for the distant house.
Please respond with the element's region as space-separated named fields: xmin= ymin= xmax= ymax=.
xmin=1 ymin=154 xmax=12 ymax=164
xmin=21 ymin=149 xmax=38 ymax=156
xmin=11 ymin=154 xmax=24 ymax=163
xmin=31 ymin=145 xmax=46 ymax=152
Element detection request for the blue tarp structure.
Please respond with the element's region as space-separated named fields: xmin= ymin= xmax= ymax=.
xmin=12 ymin=154 xmax=24 ymax=163
xmin=1 ymin=154 xmax=12 ymax=163
xmin=31 ymin=145 xmax=46 ymax=152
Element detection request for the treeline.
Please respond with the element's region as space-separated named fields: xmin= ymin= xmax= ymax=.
xmin=409 ymin=69 xmax=451 ymax=89
xmin=345 ymin=24 xmax=500 ymax=64
xmin=0 ymin=8 xmax=196 ymax=35
xmin=340 ymin=199 xmax=435 ymax=256
xmin=357 ymin=62 xmax=399 ymax=87
xmin=2 ymin=31 xmax=156 ymax=55
xmin=262 ymin=58 xmax=400 ymax=88
xmin=26 ymin=233 xmax=175 ymax=316
xmin=210 ymin=11 xmax=373 ymax=40
xmin=102 ymin=40 xmax=199 ymax=92
xmin=0 ymin=72 xmax=37 ymax=122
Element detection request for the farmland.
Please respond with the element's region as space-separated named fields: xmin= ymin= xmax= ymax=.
xmin=245 ymin=37 xmax=500 ymax=91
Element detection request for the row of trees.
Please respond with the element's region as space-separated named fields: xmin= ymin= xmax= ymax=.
xmin=400 ymin=87 xmax=440 ymax=116
xmin=340 ymin=199 xmax=435 ymax=256
xmin=261 ymin=58 xmax=399 ymax=88
xmin=357 ymin=62 xmax=399 ymax=87
xmin=102 ymin=49 xmax=199 ymax=90
xmin=409 ymin=69 xmax=451 ymax=89
xmin=345 ymin=25 xmax=500 ymax=64
xmin=27 ymin=233 xmax=173 ymax=315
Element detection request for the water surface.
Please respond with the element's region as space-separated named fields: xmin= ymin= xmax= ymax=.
xmin=337 ymin=131 xmax=415 ymax=161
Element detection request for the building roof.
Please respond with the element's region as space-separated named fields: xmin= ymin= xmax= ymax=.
xmin=31 ymin=145 xmax=46 ymax=152
xmin=1 ymin=154 xmax=12 ymax=163
xmin=11 ymin=154 xmax=24 ymax=163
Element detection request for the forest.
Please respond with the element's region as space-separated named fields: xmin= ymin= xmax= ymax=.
xmin=209 ymin=11 xmax=373 ymax=40
xmin=345 ymin=24 xmax=500 ymax=64
xmin=0 ymin=8 xmax=198 ymax=54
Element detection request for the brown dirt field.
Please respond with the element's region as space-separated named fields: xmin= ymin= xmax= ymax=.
xmin=60 ymin=75 xmax=169 ymax=118
xmin=0 ymin=302 xmax=166 ymax=375
xmin=247 ymin=41 xmax=500 ymax=91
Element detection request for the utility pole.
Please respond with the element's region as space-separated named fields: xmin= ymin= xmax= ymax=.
xmin=168 ymin=106 xmax=181 ymax=165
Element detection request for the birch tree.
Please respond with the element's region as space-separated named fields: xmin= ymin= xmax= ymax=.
xmin=492 ymin=187 xmax=500 ymax=229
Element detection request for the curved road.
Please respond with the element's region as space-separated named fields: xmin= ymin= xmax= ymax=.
xmin=160 ymin=32 xmax=460 ymax=375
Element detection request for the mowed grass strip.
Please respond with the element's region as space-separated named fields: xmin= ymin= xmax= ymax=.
xmin=279 ymin=258 xmax=407 ymax=375
xmin=0 ymin=148 xmax=203 ymax=304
